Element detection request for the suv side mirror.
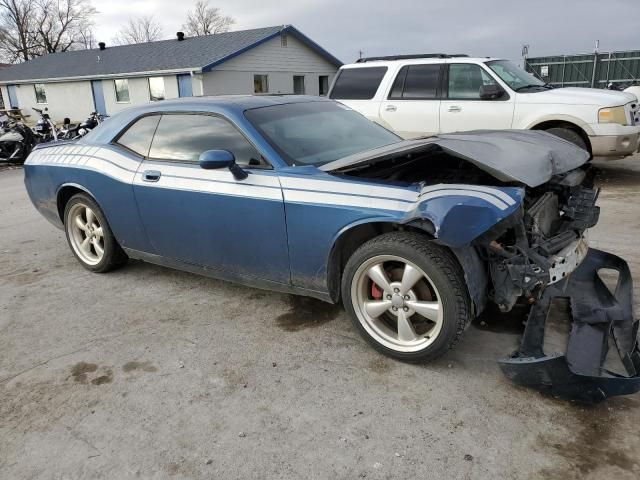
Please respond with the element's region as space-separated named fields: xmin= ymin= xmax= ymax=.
xmin=199 ymin=149 xmax=248 ymax=180
xmin=479 ymin=84 xmax=505 ymax=100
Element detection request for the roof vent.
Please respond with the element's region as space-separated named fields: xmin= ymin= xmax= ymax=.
xmin=176 ymin=32 xmax=185 ymax=41
xmin=98 ymin=42 xmax=106 ymax=50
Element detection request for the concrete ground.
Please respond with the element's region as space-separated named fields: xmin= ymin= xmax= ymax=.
xmin=1 ymin=156 xmax=640 ymax=480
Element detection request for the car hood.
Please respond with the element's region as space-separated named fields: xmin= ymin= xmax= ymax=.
xmin=320 ymin=130 xmax=590 ymax=188
xmin=517 ymin=87 xmax=636 ymax=106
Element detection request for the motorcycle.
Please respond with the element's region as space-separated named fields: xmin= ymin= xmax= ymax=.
xmin=32 ymin=107 xmax=58 ymax=142
xmin=58 ymin=111 xmax=105 ymax=140
xmin=0 ymin=109 xmax=37 ymax=164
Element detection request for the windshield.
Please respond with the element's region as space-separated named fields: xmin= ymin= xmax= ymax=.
xmin=486 ymin=60 xmax=546 ymax=91
xmin=244 ymin=101 xmax=400 ymax=166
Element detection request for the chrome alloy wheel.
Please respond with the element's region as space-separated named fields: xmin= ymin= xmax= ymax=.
xmin=66 ymin=203 xmax=105 ymax=266
xmin=351 ymin=255 xmax=444 ymax=353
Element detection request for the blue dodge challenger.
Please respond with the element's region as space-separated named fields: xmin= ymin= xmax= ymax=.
xmin=23 ymin=95 xmax=640 ymax=401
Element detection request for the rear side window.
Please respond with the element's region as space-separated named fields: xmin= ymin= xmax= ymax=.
xmin=149 ymin=114 xmax=264 ymax=166
xmin=329 ymin=67 xmax=387 ymax=100
xmin=389 ymin=64 xmax=441 ymax=99
xmin=116 ymin=115 xmax=160 ymax=156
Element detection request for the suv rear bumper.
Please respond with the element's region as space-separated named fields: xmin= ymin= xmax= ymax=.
xmin=588 ymin=124 xmax=640 ymax=158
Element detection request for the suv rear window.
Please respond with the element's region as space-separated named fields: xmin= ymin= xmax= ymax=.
xmin=329 ymin=67 xmax=387 ymax=100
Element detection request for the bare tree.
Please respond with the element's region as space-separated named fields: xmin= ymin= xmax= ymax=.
xmin=0 ymin=0 xmax=96 ymax=62
xmin=0 ymin=0 xmax=38 ymax=62
xmin=113 ymin=15 xmax=163 ymax=45
xmin=183 ymin=1 xmax=234 ymax=37
xmin=33 ymin=0 xmax=97 ymax=54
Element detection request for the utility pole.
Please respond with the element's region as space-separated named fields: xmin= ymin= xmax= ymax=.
xmin=521 ymin=44 xmax=529 ymax=70
xmin=358 ymin=49 xmax=363 ymax=60
xmin=591 ymin=40 xmax=599 ymax=88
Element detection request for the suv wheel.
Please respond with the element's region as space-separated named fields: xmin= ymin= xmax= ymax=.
xmin=545 ymin=127 xmax=588 ymax=152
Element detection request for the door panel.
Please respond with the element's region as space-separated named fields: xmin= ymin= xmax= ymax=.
xmin=439 ymin=63 xmax=515 ymax=133
xmin=91 ymin=80 xmax=106 ymax=116
xmin=7 ymin=85 xmax=18 ymax=108
xmin=133 ymin=163 xmax=289 ymax=283
xmin=130 ymin=113 xmax=289 ymax=284
xmin=177 ymin=74 xmax=193 ymax=97
xmin=379 ymin=64 xmax=442 ymax=138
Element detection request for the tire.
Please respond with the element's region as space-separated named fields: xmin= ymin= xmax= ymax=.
xmin=63 ymin=193 xmax=127 ymax=273
xmin=545 ymin=127 xmax=588 ymax=152
xmin=341 ymin=231 xmax=471 ymax=362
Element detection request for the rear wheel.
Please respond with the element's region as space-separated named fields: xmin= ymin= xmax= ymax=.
xmin=545 ymin=127 xmax=588 ymax=152
xmin=64 ymin=193 xmax=127 ymax=273
xmin=341 ymin=232 xmax=471 ymax=362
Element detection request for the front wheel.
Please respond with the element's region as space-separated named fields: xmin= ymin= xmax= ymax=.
xmin=545 ymin=127 xmax=588 ymax=152
xmin=342 ymin=232 xmax=472 ymax=362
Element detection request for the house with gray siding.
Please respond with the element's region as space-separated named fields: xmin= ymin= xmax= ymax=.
xmin=0 ymin=25 xmax=341 ymax=122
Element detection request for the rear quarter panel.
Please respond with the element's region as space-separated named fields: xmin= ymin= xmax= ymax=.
xmin=24 ymin=143 xmax=150 ymax=252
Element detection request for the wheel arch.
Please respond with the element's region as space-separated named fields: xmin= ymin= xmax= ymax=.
xmin=326 ymin=219 xmax=436 ymax=303
xmin=529 ymin=118 xmax=593 ymax=154
xmin=56 ymin=183 xmax=97 ymax=222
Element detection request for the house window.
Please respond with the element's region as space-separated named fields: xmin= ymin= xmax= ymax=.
xmin=319 ymin=76 xmax=329 ymax=96
xmin=281 ymin=33 xmax=287 ymax=47
xmin=114 ymin=79 xmax=130 ymax=103
xmin=254 ymin=75 xmax=268 ymax=94
xmin=34 ymin=83 xmax=47 ymax=104
xmin=148 ymin=77 xmax=165 ymax=101
xmin=293 ymin=75 xmax=305 ymax=94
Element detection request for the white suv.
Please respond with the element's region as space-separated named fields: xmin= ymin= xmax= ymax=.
xmin=328 ymin=54 xmax=640 ymax=158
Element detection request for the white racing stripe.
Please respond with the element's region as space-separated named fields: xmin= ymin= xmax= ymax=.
xmin=135 ymin=173 xmax=283 ymax=201
xmin=26 ymin=146 xmax=516 ymax=212
xmin=421 ymin=184 xmax=517 ymax=206
xmin=281 ymin=176 xmax=418 ymax=202
xmin=284 ymin=189 xmax=414 ymax=211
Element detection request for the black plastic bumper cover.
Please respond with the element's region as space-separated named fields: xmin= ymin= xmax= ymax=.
xmin=499 ymin=248 xmax=640 ymax=403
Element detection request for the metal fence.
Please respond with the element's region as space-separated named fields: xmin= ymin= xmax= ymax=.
xmin=524 ymin=50 xmax=640 ymax=88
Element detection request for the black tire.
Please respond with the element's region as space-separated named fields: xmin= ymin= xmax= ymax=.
xmin=63 ymin=193 xmax=127 ymax=273
xmin=545 ymin=127 xmax=589 ymax=152
xmin=341 ymin=231 xmax=472 ymax=362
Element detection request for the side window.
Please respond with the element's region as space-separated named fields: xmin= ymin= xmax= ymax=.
xmin=448 ymin=64 xmax=498 ymax=99
xmin=149 ymin=114 xmax=265 ymax=167
xmin=329 ymin=67 xmax=387 ymax=100
xmin=388 ymin=64 xmax=441 ymax=99
xmin=116 ymin=115 xmax=161 ymax=157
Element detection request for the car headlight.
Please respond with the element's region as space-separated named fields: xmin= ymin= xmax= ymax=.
xmin=598 ymin=106 xmax=628 ymax=125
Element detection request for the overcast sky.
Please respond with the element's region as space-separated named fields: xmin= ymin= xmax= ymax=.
xmin=89 ymin=0 xmax=640 ymax=64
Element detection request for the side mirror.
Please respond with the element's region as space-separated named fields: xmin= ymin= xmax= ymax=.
xmin=479 ymin=84 xmax=505 ymax=100
xmin=198 ymin=149 xmax=248 ymax=180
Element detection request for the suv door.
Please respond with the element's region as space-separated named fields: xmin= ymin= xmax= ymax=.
xmin=127 ymin=113 xmax=290 ymax=283
xmin=439 ymin=63 xmax=515 ymax=133
xmin=379 ymin=64 xmax=442 ymax=138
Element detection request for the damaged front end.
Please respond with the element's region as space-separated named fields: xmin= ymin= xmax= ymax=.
xmin=478 ymin=171 xmax=640 ymax=402
xmin=325 ymin=130 xmax=640 ymax=402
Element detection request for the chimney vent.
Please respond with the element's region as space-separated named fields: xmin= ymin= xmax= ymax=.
xmin=177 ymin=32 xmax=185 ymax=41
xmin=98 ymin=42 xmax=106 ymax=50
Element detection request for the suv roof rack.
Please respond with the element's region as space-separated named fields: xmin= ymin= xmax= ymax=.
xmin=355 ymin=54 xmax=469 ymax=63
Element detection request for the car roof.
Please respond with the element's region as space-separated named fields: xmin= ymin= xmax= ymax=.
xmin=81 ymin=95 xmax=330 ymax=145
xmin=340 ymin=57 xmax=502 ymax=68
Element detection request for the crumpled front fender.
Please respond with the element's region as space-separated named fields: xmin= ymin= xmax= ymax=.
xmin=405 ymin=185 xmax=524 ymax=248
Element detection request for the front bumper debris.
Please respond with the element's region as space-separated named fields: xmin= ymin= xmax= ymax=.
xmin=499 ymin=248 xmax=640 ymax=403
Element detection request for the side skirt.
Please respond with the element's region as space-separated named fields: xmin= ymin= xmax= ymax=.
xmin=122 ymin=247 xmax=334 ymax=304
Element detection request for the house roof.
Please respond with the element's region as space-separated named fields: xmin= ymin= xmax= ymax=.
xmin=0 ymin=25 xmax=342 ymax=84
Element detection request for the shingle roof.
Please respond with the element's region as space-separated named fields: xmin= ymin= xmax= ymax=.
xmin=0 ymin=25 xmax=342 ymax=83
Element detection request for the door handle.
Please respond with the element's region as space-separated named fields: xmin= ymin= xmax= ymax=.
xmin=385 ymin=105 xmax=397 ymax=112
xmin=448 ymin=105 xmax=462 ymax=112
xmin=142 ymin=170 xmax=161 ymax=182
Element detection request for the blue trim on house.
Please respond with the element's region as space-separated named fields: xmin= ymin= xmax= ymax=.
xmin=201 ymin=25 xmax=343 ymax=72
